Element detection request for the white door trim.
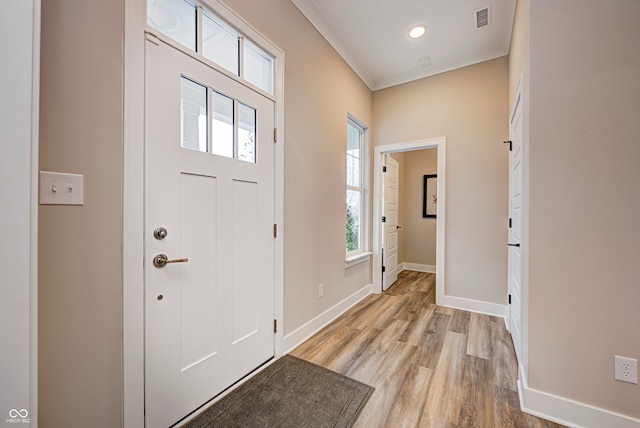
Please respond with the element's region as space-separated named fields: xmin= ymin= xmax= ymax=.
xmin=122 ymin=1 xmax=285 ymax=426
xmin=373 ymin=137 xmax=446 ymax=302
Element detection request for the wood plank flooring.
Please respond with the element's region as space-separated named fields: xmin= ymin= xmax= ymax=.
xmin=290 ymin=270 xmax=564 ymax=428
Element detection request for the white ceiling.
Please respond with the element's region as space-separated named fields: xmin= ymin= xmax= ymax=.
xmin=291 ymin=0 xmax=516 ymax=90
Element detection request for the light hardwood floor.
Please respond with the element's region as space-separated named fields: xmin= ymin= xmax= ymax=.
xmin=290 ymin=270 xmax=564 ymax=428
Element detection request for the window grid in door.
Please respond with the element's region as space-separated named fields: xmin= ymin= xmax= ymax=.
xmin=180 ymin=75 xmax=257 ymax=163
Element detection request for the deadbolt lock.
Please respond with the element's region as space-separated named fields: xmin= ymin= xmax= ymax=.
xmin=153 ymin=227 xmax=168 ymax=240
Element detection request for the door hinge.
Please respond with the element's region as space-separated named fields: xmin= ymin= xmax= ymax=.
xmin=503 ymin=140 xmax=512 ymax=151
xmin=382 ymin=265 xmax=386 ymax=273
xmin=508 ymin=294 xmax=512 ymax=304
xmin=382 ymin=166 xmax=387 ymax=173
xmin=509 ymin=218 xmax=512 ymax=228
xmin=382 ymin=216 xmax=386 ymax=223
xmin=274 ymin=319 xmax=277 ymax=333
xmin=274 ymin=128 xmax=277 ymax=143
xmin=273 ymin=224 xmax=277 ymax=238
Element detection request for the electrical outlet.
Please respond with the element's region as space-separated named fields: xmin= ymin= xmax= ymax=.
xmin=318 ymin=284 xmax=324 ymax=299
xmin=614 ymin=355 xmax=638 ymax=384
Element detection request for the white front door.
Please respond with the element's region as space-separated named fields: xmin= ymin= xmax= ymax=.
xmin=383 ymin=154 xmax=400 ymax=291
xmin=508 ymin=89 xmax=524 ymax=363
xmin=144 ymin=37 xmax=275 ymax=427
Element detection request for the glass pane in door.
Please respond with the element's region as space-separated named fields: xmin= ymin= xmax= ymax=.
xmin=211 ymin=91 xmax=234 ymax=158
xmin=180 ymin=77 xmax=207 ymax=152
xmin=238 ymin=103 xmax=256 ymax=163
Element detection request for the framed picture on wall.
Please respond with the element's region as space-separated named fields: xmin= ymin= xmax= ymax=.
xmin=423 ymin=174 xmax=437 ymax=218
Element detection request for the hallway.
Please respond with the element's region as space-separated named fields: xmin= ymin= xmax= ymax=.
xmin=291 ymin=271 xmax=563 ymax=427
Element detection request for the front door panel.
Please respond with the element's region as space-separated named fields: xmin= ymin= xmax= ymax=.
xmin=144 ymin=38 xmax=275 ymax=427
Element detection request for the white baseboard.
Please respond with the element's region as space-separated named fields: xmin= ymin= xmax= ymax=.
xmin=518 ymin=365 xmax=640 ymax=428
xmin=283 ymin=284 xmax=373 ymax=353
xmin=398 ymin=262 xmax=436 ymax=273
xmin=439 ymin=295 xmax=507 ymax=319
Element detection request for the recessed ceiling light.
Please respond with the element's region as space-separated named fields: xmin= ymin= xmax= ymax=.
xmin=409 ymin=25 xmax=426 ymax=39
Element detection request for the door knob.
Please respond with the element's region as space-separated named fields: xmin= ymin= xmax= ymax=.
xmin=153 ymin=254 xmax=189 ymax=268
xmin=507 ymin=243 xmax=520 ymax=247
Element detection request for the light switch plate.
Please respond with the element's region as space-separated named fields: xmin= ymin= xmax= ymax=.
xmin=39 ymin=171 xmax=84 ymax=205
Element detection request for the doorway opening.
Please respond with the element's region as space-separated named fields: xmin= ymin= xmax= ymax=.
xmin=373 ymin=137 xmax=446 ymax=304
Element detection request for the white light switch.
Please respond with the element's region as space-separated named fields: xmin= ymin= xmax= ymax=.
xmin=39 ymin=171 xmax=84 ymax=205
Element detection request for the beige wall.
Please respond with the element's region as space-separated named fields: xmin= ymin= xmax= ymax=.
xmin=526 ymin=0 xmax=640 ymax=417
xmin=211 ymin=0 xmax=374 ymax=334
xmin=373 ymin=58 xmax=509 ymax=304
xmin=394 ymin=149 xmax=438 ymax=267
xmin=39 ymin=0 xmax=124 ymax=426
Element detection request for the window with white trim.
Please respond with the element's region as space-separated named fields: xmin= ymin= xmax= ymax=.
xmin=346 ymin=116 xmax=367 ymax=254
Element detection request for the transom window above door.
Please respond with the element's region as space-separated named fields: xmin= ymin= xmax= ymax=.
xmin=181 ymin=76 xmax=257 ymax=163
xmin=147 ymin=0 xmax=274 ymax=95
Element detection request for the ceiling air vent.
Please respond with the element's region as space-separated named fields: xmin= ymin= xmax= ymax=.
xmin=475 ymin=6 xmax=490 ymax=29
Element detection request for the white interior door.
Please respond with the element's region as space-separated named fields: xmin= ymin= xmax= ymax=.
xmin=383 ymin=154 xmax=399 ymax=291
xmin=144 ymin=37 xmax=275 ymax=427
xmin=508 ymin=90 xmax=524 ymax=363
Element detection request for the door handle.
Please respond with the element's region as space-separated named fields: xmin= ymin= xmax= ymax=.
xmin=396 ymin=225 xmax=403 ymax=230
xmin=153 ymin=254 xmax=189 ymax=268
xmin=507 ymin=243 xmax=520 ymax=247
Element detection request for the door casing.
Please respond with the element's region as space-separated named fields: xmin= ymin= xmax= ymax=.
xmin=373 ymin=137 xmax=446 ymax=300
xmin=122 ymin=1 xmax=285 ymax=426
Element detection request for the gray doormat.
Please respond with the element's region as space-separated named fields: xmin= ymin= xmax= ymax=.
xmin=182 ymin=355 xmax=374 ymax=428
